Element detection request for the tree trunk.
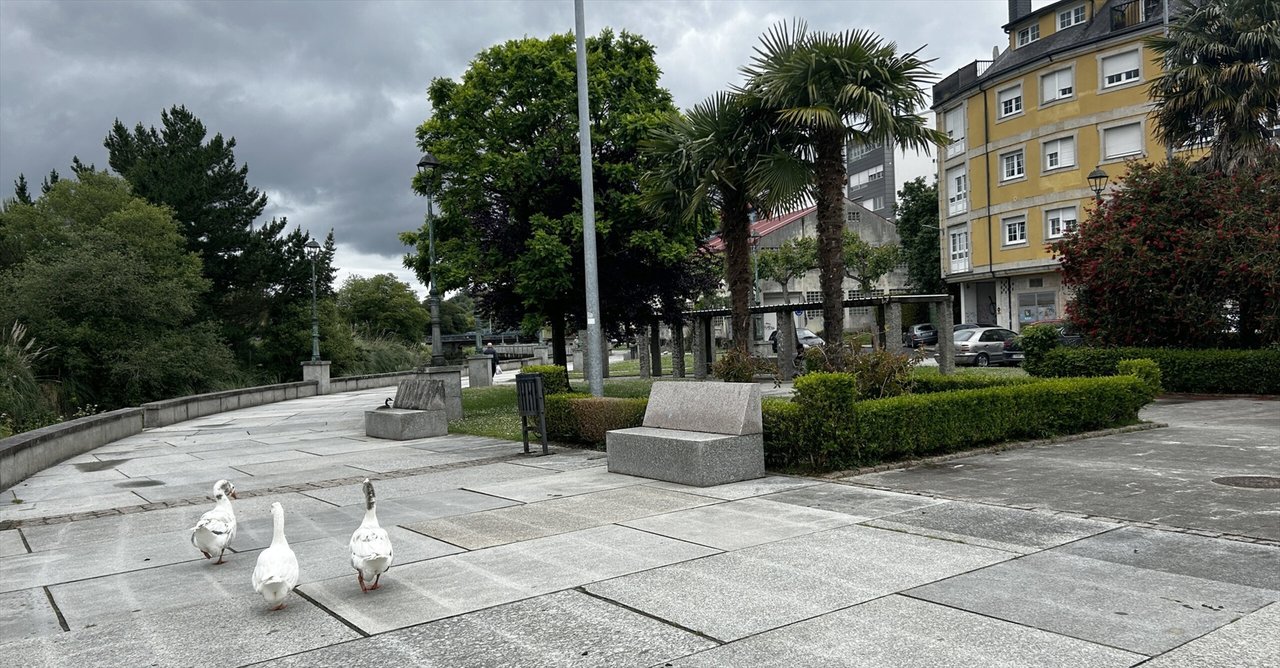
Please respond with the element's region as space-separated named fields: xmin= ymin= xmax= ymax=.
xmin=722 ymin=199 xmax=754 ymax=356
xmin=551 ymin=316 xmax=567 ymax=367
xmin=815 ymin=132 xmax=847 ymax=343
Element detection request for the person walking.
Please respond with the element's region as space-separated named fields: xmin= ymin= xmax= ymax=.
xmin=482 ymin=342 xmax=499 ymax=377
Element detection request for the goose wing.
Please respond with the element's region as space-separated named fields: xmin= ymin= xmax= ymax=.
xmin=192 ymin=507 xmax=236 ymax=550
xmin=349 ymin=526 xmax=393 ymax=567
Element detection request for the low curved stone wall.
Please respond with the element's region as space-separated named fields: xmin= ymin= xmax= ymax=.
xmin=0 ymin=408 xmax=144 ymax=490
xmin=140 ymin=381 xmax=318 ymax=428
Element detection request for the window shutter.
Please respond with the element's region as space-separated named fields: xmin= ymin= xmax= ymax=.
xmin=945 ymin=107 xmax=965 ymax=140
xmin=1059 ymin=138 xmax=1076 ymax=166
xmin=1105 ymin=123 xmax=1142 ymax=157
xmin=1102 ymin=51 xmax=1139 ymax=81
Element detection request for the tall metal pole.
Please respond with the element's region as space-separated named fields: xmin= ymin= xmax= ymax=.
xmin=575 ymin=0 xmax=603 ymax=397
xmin=310 ymin=253 xmax=319 ymax=362
xmin=427 ymin=193 xmax=445 ymax=366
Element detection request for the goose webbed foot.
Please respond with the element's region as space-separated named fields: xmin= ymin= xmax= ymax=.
xmin=370 ymin=574 xmax=382 ymax=590
xmin=358 ymin=572 xmax=368 ymax=593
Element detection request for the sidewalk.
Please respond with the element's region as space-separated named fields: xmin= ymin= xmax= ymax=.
xmin=1 ymin=390 xmax=1275 ymax=667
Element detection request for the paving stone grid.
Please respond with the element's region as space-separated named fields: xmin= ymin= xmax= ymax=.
xmin=1 ymin=388 xmax=1276 ymax=668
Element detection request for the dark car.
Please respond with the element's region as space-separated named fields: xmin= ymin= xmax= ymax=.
xmin=903 ymin=323 xmax=938 ymax=348
xmin=769 ymin=327 xmax=825 ymax=354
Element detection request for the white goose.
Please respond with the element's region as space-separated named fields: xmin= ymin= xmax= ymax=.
xmin=191 ymin=479 xmax=237 ymax=564
xmin=349 ymin=478 xmax=393 ymax=592
xmin=252 ymin=502 xmax=299 ymax=610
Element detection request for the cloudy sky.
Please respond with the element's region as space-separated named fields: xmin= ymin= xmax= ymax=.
xmin=0 ymin=0 xmax=1044 ymax=296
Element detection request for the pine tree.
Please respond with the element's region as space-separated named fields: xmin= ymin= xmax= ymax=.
xmin=12 ymin=174 xmax=33 ymax=205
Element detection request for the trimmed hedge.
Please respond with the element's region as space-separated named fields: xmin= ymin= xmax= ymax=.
xmin=764 ymin=376 xmax=1152 ymax=471
xmin=909 ymin=373 xmax=1038 ymax=394
xmin=544 ymin=393 xmax=647 ymax=447
xmin=1035 ymin=347 xmax=1280 ymax=394
xmin=523 ymin=365 xmax=572 ymax=394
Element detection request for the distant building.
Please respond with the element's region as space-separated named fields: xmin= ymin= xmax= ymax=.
xmin=932 ymin=0 xmax=1191 ymax=331
xmin=845 ymin=140 xmax=896 ymax=221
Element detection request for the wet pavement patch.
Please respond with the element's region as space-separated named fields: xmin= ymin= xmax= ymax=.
xmin=1212 ymin=476 xmax=1280 ymax=489
xmin=73 ymin=459 xmax=129 ymax=472
xmin=113 ymin=480 xmax=164 ymax=488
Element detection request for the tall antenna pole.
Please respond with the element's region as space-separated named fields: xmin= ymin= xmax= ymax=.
xmin=574 ymin=0 xmax=604 ymax=397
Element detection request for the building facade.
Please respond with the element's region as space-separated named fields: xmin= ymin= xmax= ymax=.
xmin=845 ymin=140 xmax=897 ymax=221
xmin=933 ymin=0 xmax=1181 ymax=331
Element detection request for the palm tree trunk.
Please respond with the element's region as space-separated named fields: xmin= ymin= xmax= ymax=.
xmin=815 ymin=132 xmax=847 ymax=343
xmin=722 ymin=199 xmax=754 ymax=355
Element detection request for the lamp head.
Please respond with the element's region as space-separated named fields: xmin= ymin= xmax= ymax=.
xmin=1087 ymin=167 xmax=1109 ymax=197
xmin=417 ymin=152 xmax=440 ymax=174
xmin=305 ymin=239 xmax=321 ymax=258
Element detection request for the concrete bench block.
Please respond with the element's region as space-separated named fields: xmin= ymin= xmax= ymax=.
xmin=365 ymin=408 xmax=448 ymax=440
xmin=644 ymin=382 xmax=762 ymax=435
xmin=606 ymin=427 xmax=764 ymax=487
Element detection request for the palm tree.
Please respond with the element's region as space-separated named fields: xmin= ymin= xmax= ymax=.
xmin=741 ymin=20 xmax=948 ymax=343
xmin=641 ymin=92 xmax=807 ymax=355
xmin=1147 ymin=0 xmax=1280 ymax=174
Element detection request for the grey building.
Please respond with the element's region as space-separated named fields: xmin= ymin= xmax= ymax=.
xmin=845 ymin=141 xmax=896 ymax=220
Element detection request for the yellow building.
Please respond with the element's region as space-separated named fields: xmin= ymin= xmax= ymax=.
xmin=933 ymin=0 xmax=1183 ymax=330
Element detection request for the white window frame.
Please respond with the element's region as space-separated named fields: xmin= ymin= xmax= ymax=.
xmin=862 ymin=196 xmax=884 ymax=211
xmin=847 ymin=142 xmax=875 ymax=161
xmin=944 ymin=105 xmax=966 ymax=158
xmin=1017 ymin=24 xmax=1040 ymax=48
xmin=1045 ymin=206 xmax=1078 ymax=239
xmin=946 ymin=166 xmax=968 ymax=217
xmin=1100 ymin=48 xmax=1142 ymax=90
xmin=1101 ymin=120 xmax=1145 ymax=161
xmin=804 ymin=290 xmax=822 ymax=318
xmin=1003 ymin=214 xmax=1028 ymax=246
xmin=997 ymin=84 xmax=1023 ymax=119
xmin=1058 ymin=4 xmax=1086 ymax=30
xmin=1000 ymin=148 xmax=1025 ymax=181
xmin=1040 ymin=67 xmax=1074 ymax=105
xmin=948 ymin=226 xmax=970 ymax=273
xmin=1042 ymin=136 xmax=1077 ymax=172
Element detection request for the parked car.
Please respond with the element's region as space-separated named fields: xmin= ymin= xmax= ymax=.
xmin=952 ymin=327 xmax=1019 ymax=367
xmin=1003 ymin=336 xmax=1024 ymax=365
xmin=769 ymin=327 xmax=825 ymax=354
xmin=1027 ymin=319 xmax=1084 ymax=347
xmin=903 ymin=323 xmax=939 ymax=348
xmin=953 ymin=322 xmax=996 ymax=332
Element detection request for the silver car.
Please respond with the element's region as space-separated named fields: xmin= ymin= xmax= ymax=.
xmin=952 ymin=327 xmax=1018 ymax=367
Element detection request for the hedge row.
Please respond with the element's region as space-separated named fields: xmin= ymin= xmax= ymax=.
xmin=522 ymin=365 xmax=572 ymax=395
xmin=1034 ymin=347 xmax=1280 ymax=394
xmin=764 ymin=375 xmax=1153 ymax=471
xmin=544 ymin=393 xmax=647 ymax=447
xmin=908 ymin=373 xmax=1039 ymax=394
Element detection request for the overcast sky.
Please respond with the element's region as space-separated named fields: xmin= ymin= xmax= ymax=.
xmin=0 ymin=0 xmax=1045 ymax=297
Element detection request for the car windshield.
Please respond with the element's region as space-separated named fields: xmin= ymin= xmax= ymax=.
xmin=954 ymin=330 xmax=976 ymax=341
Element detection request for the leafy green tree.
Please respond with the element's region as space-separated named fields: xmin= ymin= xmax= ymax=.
xmin=409 ymin=29 xmax=716 ymax=365
xmin=439 ymin=294 xmax=477 ymax=336
xmin=1055 ymin=155 xmax=1280 ymax=347
xmin=642 ymin=91 xmax=808 ymax=354
xmin=0 ymin=172 xmax=239 ymax=410
xmin=741 ymin=20 xmax=948 ymax=341
xmin=842 ymin=232 xmax=900 ymax=292
xmin=10 ymin=174 xmax=32 ymax=206
xmin=756 ymin=236 xmax=817 ymax=304
xmin=895 ymin=176 xmax=946 ymax=293
xmin=1147 ymin=0 xmax=1280 ymax=173
xmin=336 ymin=274 xmax=429 ymax=344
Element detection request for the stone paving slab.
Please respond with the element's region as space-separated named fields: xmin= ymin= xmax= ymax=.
xmin=463 ymin=466 xmax=649 ymax=503
xmin=187 ymin=448 xmax=325 ymax=468
xmin=586 ymin=524 xmax=1012 ymax=642
xmin=0 ymin=588 xmax=63 ymax=645
xmin=6 ymin=590 xmax=358 ymax=667
xmin=405 ymin=485 xmax=719 ymax=550
xmin=620 ymin=496 xmax=861 ymax=551
xmin=866 ymin=501 xmax=1118 ymax=554
xmin=0 ymin=529 xmax=27 ymax=557
xmin=0 ymin=477 xmax=143 ymax=504
xmin=1054 ymin=526 xmax=1280 ymax=591
xmin=289 ymin=437 xmax=413 ymax=457
xmin=111 ymin=453 xmax=209 ymax=476
xmin=20 ymin=467 xmax=130 ymax=484
xmin=0 ymin=490 xmax=147 ymax=522
xmin=759 ymin=482 xmax=946 ymax=519
xmin=259 ymin=589 xmax=717 ymax=668
xmin=1143 ymin=602 xmax=1280 ymax=667
xmin=298 ymin=462 xmax=555 ymax=506
xmin=668 ymin=594 xmax=1144 ymax=668
xmin=906 ymin=550 xmax=1279 ymax=655
xmin=646 ymin=475 xmax=820 ymax=500
xmin=0 ymin=526 xmax=199 ymax=594
xmin=298 ymin=524 xmax=719 ymax=634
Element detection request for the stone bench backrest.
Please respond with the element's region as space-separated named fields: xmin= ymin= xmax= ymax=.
xmin=393 ymin=379 xmax=446 ymax=410
xmin=642 ymin=381 xmax=762 ymax=436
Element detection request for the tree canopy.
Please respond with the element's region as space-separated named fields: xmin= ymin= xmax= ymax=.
xmin=408 ymin=29 xmax=717 ymax=364
xmin=337 ymin=274 xmax=429 ymax=344
xmin=756 ymin=236 xmax=817 ymax=304
xmin=842 ymin=231 xmax=900 ymax=292
xmin=894 ymin=177 xmax=946 ymax=293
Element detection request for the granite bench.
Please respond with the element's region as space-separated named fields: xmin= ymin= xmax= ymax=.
xmin=365 ymin=378 xmax=448 ymax=440
xmin=605 ymin=381 xmax=764 ymax=487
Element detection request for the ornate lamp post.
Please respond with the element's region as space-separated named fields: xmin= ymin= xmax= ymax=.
xmin=417 ymin=153 xmax=446 ymax=366
xmin=1087 ymin=166 xmax=1109 ymax=202
xmin=305 ymin=239 xmax=321 ymax=362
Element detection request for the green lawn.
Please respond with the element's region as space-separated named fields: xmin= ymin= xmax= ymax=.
xmin=568 ymin=353 xmax=696 ymax=378
xmin=452 ymin=377 xmax=656 ymax=441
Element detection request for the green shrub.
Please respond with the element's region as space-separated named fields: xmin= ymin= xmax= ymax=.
xmin=1036 ymin=347 xmax=1279 ymax=394
xmin=1019 ymin=323 xmax=1063 ymax=376
xmin=764 ymin=376 xmax=1152 ymax=471
xmin=543 ymin=393 xmax=646 ymax=446
xmin=909 ymin=372 xmax=1038 ymax=393
xmin=523 ymin=365 xmax=572 ymax=394
xmin=712 ymin=348 xmax=770 ymax=383
xmin=1117 ymin=358 xmax=1162 ymax=398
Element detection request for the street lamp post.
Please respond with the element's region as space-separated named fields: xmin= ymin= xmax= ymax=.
xmin=305 ymin=239 xmax=321 ymax=362
xmin=417 ymin=153 xmax=446 ymax=367
xmin=1087 ymin=166 xmax=1109 ymax=202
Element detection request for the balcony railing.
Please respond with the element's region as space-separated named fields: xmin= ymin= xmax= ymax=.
xmin=934 ymin=60 xmax=993 ymax=108
xmin=1111 ymin=0 xmax=1164 ymax=31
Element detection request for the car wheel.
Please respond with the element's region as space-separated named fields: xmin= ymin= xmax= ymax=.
xmin=976 ymin=353 xmax=990 ymax=367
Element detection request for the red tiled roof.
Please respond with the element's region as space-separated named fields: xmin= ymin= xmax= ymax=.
xmin=704 ymin=205 xmax=816 ymax=252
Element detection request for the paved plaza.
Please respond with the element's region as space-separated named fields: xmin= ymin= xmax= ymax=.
xmin=0 ymin=387 xmax=1276 ymax=666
